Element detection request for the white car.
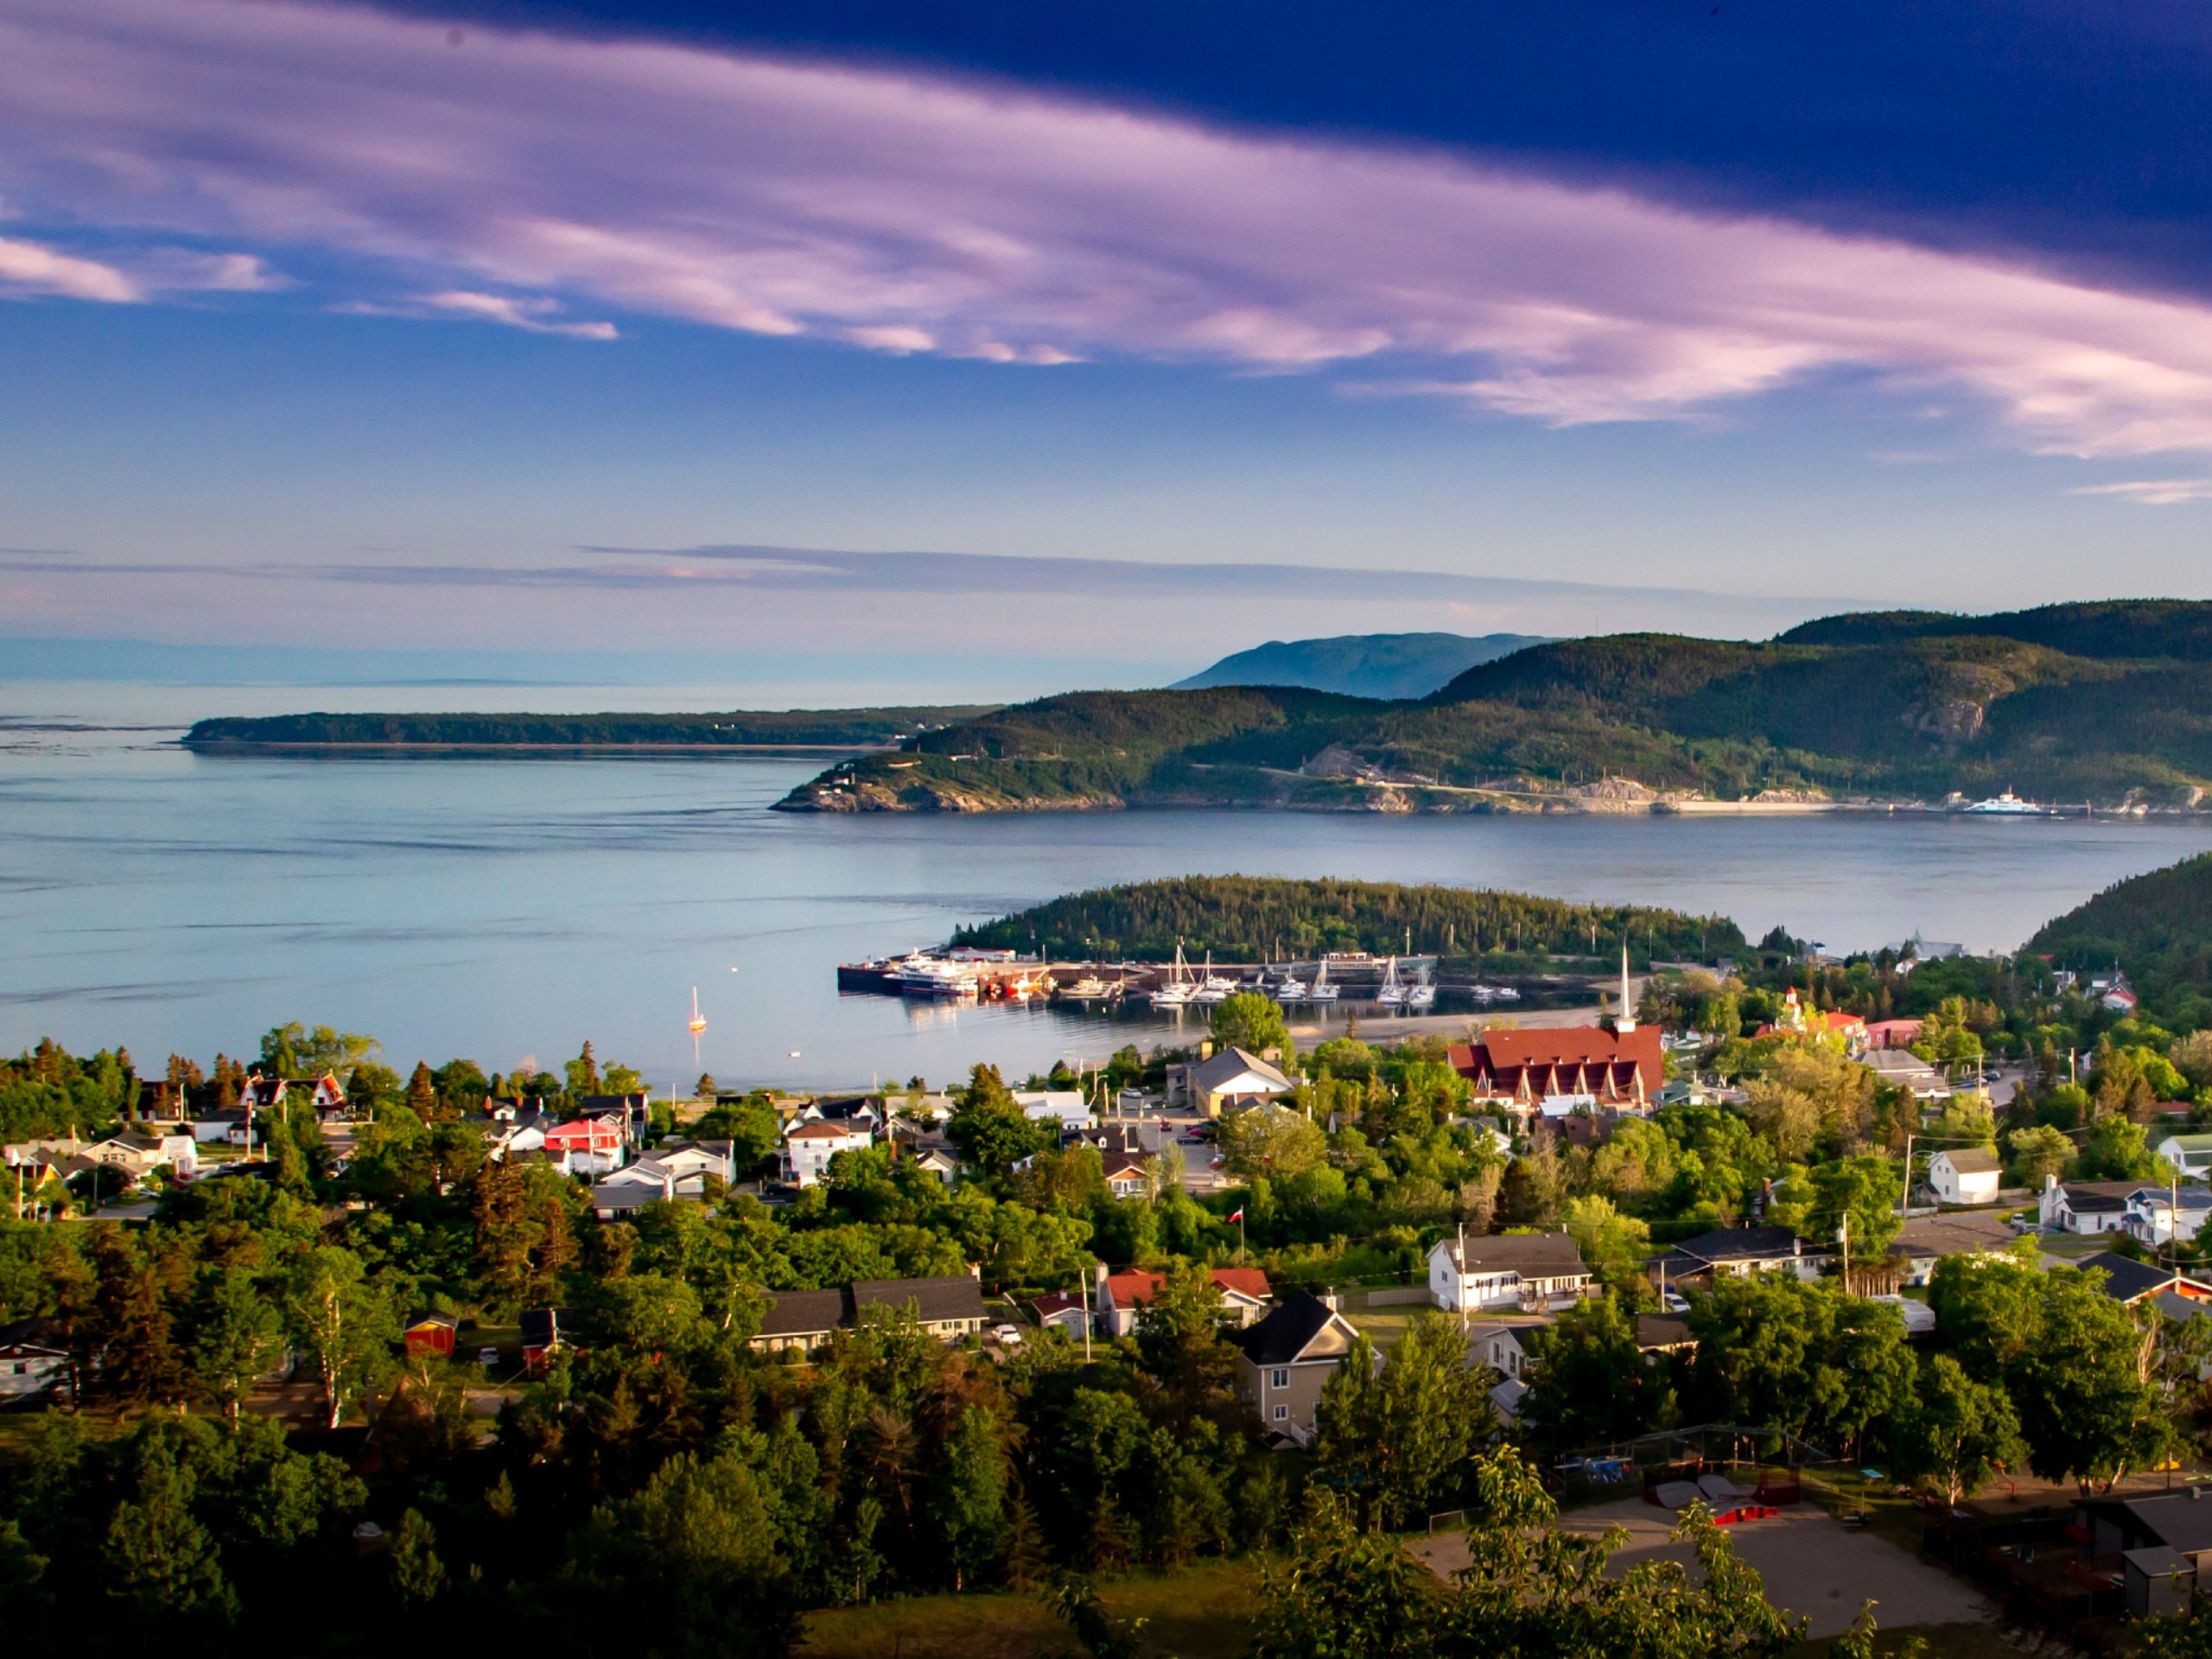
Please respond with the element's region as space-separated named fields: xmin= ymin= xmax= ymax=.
xmin=478 ymin=1346 xmax=500 ymax=1366
xmin=991 ymin=1324 xmax=1023 ymax=1344
xmin=1660 ymin=1291 xmax=1689 ymax=1314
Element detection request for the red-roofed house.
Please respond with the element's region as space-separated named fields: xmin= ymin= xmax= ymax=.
xmin=1093 ymin=1267 xmax=1272 ymax=1337
xmin=543 ymin=1117 xmax=628 ymax=1176
xmin=1449 ymin=1025 xmax=1663 ymax=1117
xmin=783 ymin=1117 xmax=872 ymax=1186
xmin=1756 ymin=988 xmax=1868 ymax=1052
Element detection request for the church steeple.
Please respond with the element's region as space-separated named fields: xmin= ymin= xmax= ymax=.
xmin=1615 ymin=944 xmax=1637 ymax=1033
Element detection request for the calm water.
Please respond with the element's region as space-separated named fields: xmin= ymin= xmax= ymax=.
xmin=5 ymin=680 xmax=2212 ymax=1092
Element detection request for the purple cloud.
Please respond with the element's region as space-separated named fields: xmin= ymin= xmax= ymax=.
xmin=9 ymin=0 xmax=2212 ymax=455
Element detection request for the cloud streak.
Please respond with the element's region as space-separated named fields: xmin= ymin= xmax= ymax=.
xmin=13 ymin=0 xmax=2212 ymax=453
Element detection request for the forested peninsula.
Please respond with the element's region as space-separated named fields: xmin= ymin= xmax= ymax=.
xmin=949 ymin=874 xmax=1747 ymax=963
xmin=182 ymin=706 xmax=995 ymax=752
xmin=778 ymin=600 xmax=2212 ymax=813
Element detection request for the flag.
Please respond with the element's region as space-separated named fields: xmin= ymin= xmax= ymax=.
xmin=1227 ymin=1207 xmax=1244 ymax=1224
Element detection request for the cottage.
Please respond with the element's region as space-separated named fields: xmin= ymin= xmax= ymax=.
xmin=1014 ymin=1090 xmax=1093 ymax=1133
xmin=1656 ymin=1226 xmax=1829 ymax=1287
xmin=519 ymin=1306 xmax=578 ymax=1376
xmin=749 ymin=1275 xmax=988 ymax=1354
xmin=403 ymin=1311 xmax=460 ymax=1358
xmin=1234 ymin=1291 xmax=1363 ymax=1446
xmin=1448 ymin=1026 xmax=1662 ymax=1117
xmin=2158 ymin=1134 xmax=2212 ymax=1180
xmin=1928 ymin=1147 xmax=2002 ymax=1205
xmin=2077 ymin=1251 xmax=2212 ymax=1318
xmin=1094 ymin=1268 xmax=1272 ymax=1337
xmin=1173 ymin=1049 xmax=1293 ymax=1119
xmin=1427 ymin=1233 xmax=1592 ymax=1315
xmin=782 ymin=1118 xmax=872 ymax=1186
xmin=0 ymin=1319 xmax=69 ymax=1401
xmin=1099 ymin=1151 xmax=1152 ymax=1200
xmin=1028 ymin=1289 xmax=1090 ymax=1339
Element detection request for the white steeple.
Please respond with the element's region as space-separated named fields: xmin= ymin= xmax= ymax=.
xmin=1615 ymin=944 xmax=1637 ymax=1033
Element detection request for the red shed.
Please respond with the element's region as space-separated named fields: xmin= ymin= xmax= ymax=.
xmin=403 ymin=1311 xmax=459 ymax=1358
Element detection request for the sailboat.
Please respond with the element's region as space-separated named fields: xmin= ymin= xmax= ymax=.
xmin=1147 ymin=943 xmax=1195 ymax=1007
xmin=1407 ymin=963 xmax=1436 ymax=1010
xmin=1307 ymin=957 xmax=1339 ymax=1003
xmin=1191 ymin=950 xmax=1234 ymax=1005
xmin=1376 ymin=956 xmax=1406 ymax=1007
xmin=688 ymin=987 xmax=708 ymax=1070
xmin=1271 ymin=961 xmax=1309 ymax=1003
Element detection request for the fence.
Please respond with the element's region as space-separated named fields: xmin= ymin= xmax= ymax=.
xmin=1364 ymin=1287 xmax=1433 ymax=1307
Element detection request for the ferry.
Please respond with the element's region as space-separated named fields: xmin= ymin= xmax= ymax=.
xmin=1961 ymin=789 xmax=2051 ymax=817
xmin=894 ymin=957 xmax=980 ymax=998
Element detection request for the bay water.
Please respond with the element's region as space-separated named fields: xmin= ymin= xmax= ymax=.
xmin=5 ymin=680 xmax=2210 ymax=1094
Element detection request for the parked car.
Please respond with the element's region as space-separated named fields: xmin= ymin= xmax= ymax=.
xmin=478 ymin=1345 xmax=500 ymax=1366
xmin=991 ymin=1324 xmax=1023 ymax=1344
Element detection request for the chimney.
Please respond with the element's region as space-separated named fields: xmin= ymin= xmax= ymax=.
xmin=2044 ymin=1173 xmax=2058 ymax=1193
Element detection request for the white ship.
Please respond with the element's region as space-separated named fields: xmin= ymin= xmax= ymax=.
xmin=1961 ymin=789 xmax=2050 ymax=817
xmin=895 ymin=957 xmax=980 ymax=998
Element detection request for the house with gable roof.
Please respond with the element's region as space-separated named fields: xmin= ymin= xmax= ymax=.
xmin=1234 ymin=1290 xmax=1364 ymax=1446
xmin=1171 ymin=1048 xmax=1293 ymax=1119
xmin=1448 ymin=1027 xmax=1662 ymax=1118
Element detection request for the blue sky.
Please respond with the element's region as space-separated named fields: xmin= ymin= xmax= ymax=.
xmin=4 ymin=0 xmax=2212 ymax=696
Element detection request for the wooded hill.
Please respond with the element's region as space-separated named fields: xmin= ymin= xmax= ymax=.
xmin=183 ymin=707 xmax=995 ymax=749
xmin=949 ymin=874 xmax=1747 ymax=963
xmin=2027 ymin=851 xmax=2212 ymax=1030
xmin=778 ymin=600 xmax=2212 ymax=812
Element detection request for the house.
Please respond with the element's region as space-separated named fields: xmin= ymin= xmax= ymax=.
xmin=2125 ymin=1185 xmax=2212 ymax=1246
xmin=1173 ymin=1049 xmax=1294 ymax=1119
xmin=1657 ymin=1226 xmax=1829 ymax=1287
xmin=1465 ymin=1320 xmax=1539 ymax=1382
xmin=542 ymin=1116 xmax=628 ymax=1176
xmin=0 ymin=1319 xmax=70 ymax=1401
xmin=2158 ymin=1134 xmax=2212 ymax=1180
xmin=782 ymin=1118 xmax=872 ymax=1186
xmin=1028 ymin=1289 xmax=1090 ymax=1339
xmin=1894 ymin=1210 xmax=2022 ymax=1286
xmin=1929 ymin=1147 xmax=2002 ymax=1205
xmin=188 ymin=1109 xmax=253 ymax=1146
xmin=749 ymin=1275 xmax=988 ymax=1354
xmin=2075 ymin=1491 xmax=2212 ymax=1618
xmin=1865 ymin=1018 xmax=1923 ymax=1050
xmin=901 ymin=1142 xmax=963 ymax=1185
xmin=519 ymin=1306 xmax=578 ymax=1376
xmin=1428 ymin=1233 xmax=1592 ymax=1314
xmin=1014 ymin=1090 xmax=1093 ymax=1133
xmin=1758 ymin=989 xmax=1868 ymax=1053
xmin=1094 ymin=1267 xmax=1272 ymax=1337
xmin=1099 ymin=1151 xmax=1152 ymax=1199
xmin=2037 ymin=1174 xmax=2212 ymax=1238
xmin=575 ymin=1092 xmax=651 ymax=1137
xmin=1866 ymin=1049 xmax=1950 ymax=1099
xmin=403 ymin=1311 xmax=460 ymax=1358
xmin=1233 ymin=1290 xmax=1364 ymax=1446
xmin=1448 ymin=1026 xmax=1663 ymax=1116
xmin=1636 ymin=1313 xmax=1697 ymax=1361
xmin=2077 ymin=1251 xmax=2212 ymax=1318
xmin=2102 ymin=986 xmax=2141 ymax=1015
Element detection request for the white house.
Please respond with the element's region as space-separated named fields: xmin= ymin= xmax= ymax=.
xmin=2042 ymin=1175 xmax=2157 ymax=1235
xmin=1929 ymin=1147 xmax=2002 ymax=1205
xmin=0 ymin=1322 xmax=69 ymax=1402
xmin=1013 ymin=1090 xmax=1093 ymax=1133
xmin=2158 ymin=1135 xmax=2212 ymax=1180
xmin=2127 ymin=1185 xmax=2212 ymax=1246
xmin=1428 ymin=1233 xmax=1592 ymax=1315
xmin=782 ymin=1118 xmax=872 ymax=1186
xmin=1465 ymin=1320 xmax=1539 ymax=1382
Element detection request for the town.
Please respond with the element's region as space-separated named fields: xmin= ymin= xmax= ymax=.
xmin=8 ymin=888 xmax=2212 ymax=1659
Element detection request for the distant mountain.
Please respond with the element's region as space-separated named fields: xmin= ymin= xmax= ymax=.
xmin=777 ymin=599 xmax=2212 ymax=813
xmin=1173 ymin=631 xmax=1546 ymax=699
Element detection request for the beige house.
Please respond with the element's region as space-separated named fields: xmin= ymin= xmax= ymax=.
xmin=1235 ymin=1290 xmax=1363 ymax=1446
xmin=1174 ymin=1047 xmax=1293 ymax=1119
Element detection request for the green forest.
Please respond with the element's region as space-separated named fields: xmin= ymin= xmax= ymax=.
xmin=182 ymin=706 xmax=995 ymax=749
xmin=774 ymin=599 xmax=2212 ymax=811
xmin=2029 ymin=852 xmax=2212 ymax=1031
xmin=950 ymin=875 xmax=1745 ymax=963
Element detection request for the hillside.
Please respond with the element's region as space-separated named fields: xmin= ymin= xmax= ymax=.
xmin=2025 ymin=853 xmax=2212 ymax=1027
xmin=1172 ymin=631 xmax=1545 ymax=699
xmin=778 ymin=600 xmax=2212 ymax=813
xmin=182 ymin=707 xmax=995 ymax=750
xmin=949 ymin=874 xmax=1746 ymax=962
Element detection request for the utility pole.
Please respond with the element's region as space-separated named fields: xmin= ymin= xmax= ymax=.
xmin=1458 ymin=1222 xmax=1467 ymax=1335
xmin=1898 ymin=1133 xmax=1913 ymax=1218
xmin=1840 ymin=1212 xmax=1851 ymax=1291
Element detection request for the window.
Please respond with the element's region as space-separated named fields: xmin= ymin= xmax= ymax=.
xmin=1273 ymin=1404 xmax=1289 ymax=1421
xmin=1270 ymin=1368 xmax=1289 ymax=1389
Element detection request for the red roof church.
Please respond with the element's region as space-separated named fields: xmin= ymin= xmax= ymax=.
xmin=1449 ymin=1027 xmax=1663 ymax=1111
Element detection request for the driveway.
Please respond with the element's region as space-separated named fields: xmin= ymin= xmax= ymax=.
xmin=1415 ymin=1497 xmax=1995 ymax=1640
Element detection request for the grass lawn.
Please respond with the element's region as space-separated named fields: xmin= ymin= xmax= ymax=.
xmin=801 ymin=1559 xmax=1262 ymax=1659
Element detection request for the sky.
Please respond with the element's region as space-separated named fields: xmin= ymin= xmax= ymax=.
xmin=6 ymin=0 xmax=2212 ymax=696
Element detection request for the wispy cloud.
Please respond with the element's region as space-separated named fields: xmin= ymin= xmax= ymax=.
xmin=0 ymin=233 xmax=137 ymax=302
xmin=420 ymin=290 xmax=617 ymax=339
xmin=13 ymin=0 xmax=2212 ymax=454
xmin=2067 ymin=479 xmax=2212 ymax=505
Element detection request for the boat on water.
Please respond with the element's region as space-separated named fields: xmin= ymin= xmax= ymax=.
xmin=1307 ymin=958 xmax=1339 ymax=1004
xmin=1147 ymin=943 xmax=1196 ymax=1007
xmin=1059 ymin=975 xmax=1114 ymax=1000
xmin=1190 ymin=952 xmax=1235 ymax=1005
xmin=1271 ymin=968 xmax=1309 ymax=1003
xmin=1407 ymin=983 xmax=1437 ymax=1010
xmin=1375 ymin=956 xmax=1406 ymax=1007
xmin=894 ymin=957 xmax=980 ymax=998
xmin=1961 ymin=789 xmax=2051 ymax=817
